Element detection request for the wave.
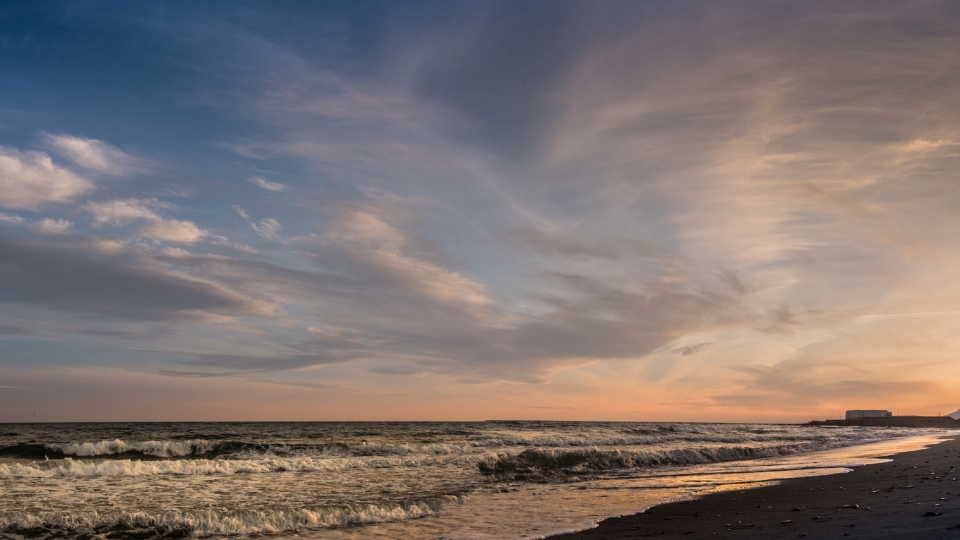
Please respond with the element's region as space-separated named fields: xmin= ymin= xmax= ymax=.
xmin=476 ymin=437 xmax=898 ymax=479
xmin=486 ymin=427 xmax=914 ymax=449
xmin=1 ymin=440 xmax=320 ymax=460
xmin=0 ymin=444 xmax=63 ymax=460
xmin=0 ymin=440 xmax=232 ymax=460
xmin=0 ymin=426 xmax=917 ymax=464
xmin=0 ymin=497 xmax=461 ymax=539
xmin=5 ymin=438 xmax=880 ymax=480
xmin=50 ymin=439 xmax=217 ymax=458
xmin=0 ymin=453 xmax=473 ymax=478
xmin=0 ymin=432 xmax=880 ymax=460
xmin=0 ymin=439 xmax=481 ymax=460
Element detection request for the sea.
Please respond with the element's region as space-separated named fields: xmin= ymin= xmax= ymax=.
xmin=0 ymin=422 xmax=953 ymax=540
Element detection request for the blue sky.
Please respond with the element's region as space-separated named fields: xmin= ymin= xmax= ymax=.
xmin=2 ymin=1 xmax=960 ymax=421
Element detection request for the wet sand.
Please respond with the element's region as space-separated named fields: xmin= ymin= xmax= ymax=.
xmin=556 ymin=435 xmax=960 ymax=540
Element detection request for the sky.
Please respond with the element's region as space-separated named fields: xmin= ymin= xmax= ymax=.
xmin=1 ymin=1 xmax=960 ymax=422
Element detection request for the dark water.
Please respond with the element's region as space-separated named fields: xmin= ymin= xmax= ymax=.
xmin=0 ymin=422 xmax=941 ymax=539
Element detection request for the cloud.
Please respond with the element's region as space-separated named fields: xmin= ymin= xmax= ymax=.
xmin=35 ymin=218 xmax=72 ymax=234
xmin=6 ymin=2 xmax=960 ymax=418
xmin=672 ymin=342 xmax=710 ymax=356
xmin=85 ymin=198 xmax=208 ymax=244
xmin=413 ymin=3 xmax=579 ymax=161
xmin=503 ymin=227 xmax=683 ymax=266
xmin=0 ymin=147 xmax=94 ymax=210
xmin=160 ymin=247 xmax=191 ymax=258
xmin=87 ymin=198 xmax=162 ymax=226
xmin=166 ymin=252 xmax=744 ymax=381
xmin=0 ymin=232 xmax=262 ymax=320
xmin=208 ymin=236 xmax=257 ymax=254
xmin=43 ymin=133 xmax=144 ymax=175
xmin=234 ymin=206 xmax=282 ymax=241
xmin=249 ymin=176 xmax=286 ymax=191
xmin=0 ymin=213 xmax=25 ymax=225
xmin=251 ymin=217 xmax=282 ymax=241
xmin=369 ymin=364 xmax=429 ymax=377
xmin=183 ymin=351 xmax=352 ymax=371
xmin=504 ymin=227 xmax=622 ymax=260
xmin=758 ymin=303 xmax=800 ymax=335
xmin=141 ymin=219 xmax=207 ymax=244
xmin=328 ymin=211 xmax=493 ymax=315
xmin=145 ymin=206 xmax=747 ymax=380
xmin=712 ymin=359 xmax=940 ymax=412
xmin=146 ymin=368 xmax=338 ymax=389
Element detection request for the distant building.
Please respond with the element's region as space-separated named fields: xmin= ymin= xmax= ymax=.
xmin=845 ymin=409 xmax=892 ymax=419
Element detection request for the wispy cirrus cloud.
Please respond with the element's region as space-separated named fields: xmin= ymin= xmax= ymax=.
xmin=249 ymin=176 xmax=286 ymax=192
xmin=4 ymin=2 xmax=960 ymax=420
xmin=145 ymin=206 xmax=745 ymax=381
xmin=326 ymin=210 xmax=494 ymax=316
xmin=233 ymin=206 xmax=282 ymax=241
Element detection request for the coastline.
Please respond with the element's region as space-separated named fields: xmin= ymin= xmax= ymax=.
xmin=554 ymin=434 xmax=960 ymax=539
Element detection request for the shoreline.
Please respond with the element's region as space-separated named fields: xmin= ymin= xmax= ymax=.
xmin=554 ymin=434 xmax=960 ymax=539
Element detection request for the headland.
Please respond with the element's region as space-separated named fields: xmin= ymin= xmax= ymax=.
xmin=808 ymin=416 xmax=960 ymax=428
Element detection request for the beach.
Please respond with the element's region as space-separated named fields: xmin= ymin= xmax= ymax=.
xmin=3 ymin=422 xmax=948 ymax=540
xmin=557 ymin=435 xmax=960 ymax=539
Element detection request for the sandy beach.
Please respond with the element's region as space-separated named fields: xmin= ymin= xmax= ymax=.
xmin=556 ymin=434 xmax=960 ymax=540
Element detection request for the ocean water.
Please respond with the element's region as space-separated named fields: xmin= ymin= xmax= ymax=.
xmin=0 ymin=422 xmax=951 ymax=540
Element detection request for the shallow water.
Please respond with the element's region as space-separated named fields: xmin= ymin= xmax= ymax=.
xmin=0 ymin=422 xmax=951 ymax=539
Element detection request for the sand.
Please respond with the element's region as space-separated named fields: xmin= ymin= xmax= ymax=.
xmin=555 ymin=435 xmax=960 ymax=540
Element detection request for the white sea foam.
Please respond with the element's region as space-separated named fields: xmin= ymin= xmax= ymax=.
xmin=1 ymin=422 xmax=946 ymax=540
xmin=477 ymin=436 xmax=906 ymax=477
xmin=47 ymin=439 xmax=215 ymax=457
xmin=12 ymin=431 xmax=908 ymax=480
xmin=33 ymin=428 xmax=903 ymax=463
xmin=0 ymin=454 xmax=457 ymax=478
xmin=0 ymin=496 xmax=461 ymax=536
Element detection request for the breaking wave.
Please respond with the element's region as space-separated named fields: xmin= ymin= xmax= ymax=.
xmin=0 ymin=496 xmax=461 ymax=539
xmin=0 ymin=428 xmax=896 ymax=462
xmin=477 ymin=438 xmax=892 ymax=479
xmin=0 ymin=454 xmax=462 ymax=478
xmin=0 ymin=440 xmax=249 ymax=460
xmin=0 ymin=422 xmax=942 ymax=540
xmin=51 ymin=439 xmax=217 ymax=458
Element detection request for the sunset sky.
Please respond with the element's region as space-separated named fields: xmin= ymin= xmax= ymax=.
xmin=2 ymin=1 xmax=960 ymax=422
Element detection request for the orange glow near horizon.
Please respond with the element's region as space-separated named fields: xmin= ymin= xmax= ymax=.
xmin=2 ymin=3 xmax=960 ymax=421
